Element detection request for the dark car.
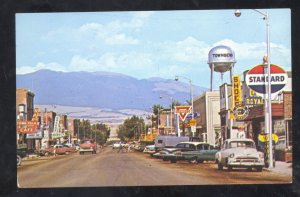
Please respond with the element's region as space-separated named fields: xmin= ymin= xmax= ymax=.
xmin=17 ymin=148 xmax=27 ymax=166
xmin=175 ymin=144 xmax=219 ymax=163
xmin=155 ymin=142 xmax=209 ymax=163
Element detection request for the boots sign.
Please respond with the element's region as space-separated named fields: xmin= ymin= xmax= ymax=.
xmin=245 ymin=64 xmax=288 ymax=95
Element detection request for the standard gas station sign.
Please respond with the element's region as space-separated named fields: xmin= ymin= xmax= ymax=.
xmin=245 ymin=64 xmax=288 ymax=94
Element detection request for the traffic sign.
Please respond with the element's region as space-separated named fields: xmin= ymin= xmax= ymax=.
xmin=175 ymin=106 xmax=192 ymax=121
xmin=189 ymin=119 xmax=196 ymax=126
xmin=245 ymin=64 xmax=288 ymax=95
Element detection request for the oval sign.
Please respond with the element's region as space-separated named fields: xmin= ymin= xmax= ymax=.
xmin=245 ymin=64 xmax=288 ymax=94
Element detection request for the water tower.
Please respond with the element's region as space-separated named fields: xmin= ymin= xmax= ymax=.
xmin=208 ymin=45 xmax=236 ymax=91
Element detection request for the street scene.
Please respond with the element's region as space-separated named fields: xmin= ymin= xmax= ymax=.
xmin=18 ymin=146 xmax=291 ymax=187
xmin=16 ymin=9 xmax=292 ymax=188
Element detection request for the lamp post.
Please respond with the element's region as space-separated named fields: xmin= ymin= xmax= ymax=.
xmin=175 ymin=75 xmax=194 ymax=119
xmin=160 ymin=95 xmax=173 ymax=135
xmin=175 ymin=75 xmax=195 ymax=136
xmin=234 ymin=9 xmax=273 ymax=168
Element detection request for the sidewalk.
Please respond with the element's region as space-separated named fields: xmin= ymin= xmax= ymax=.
xmin=265 ymin=161 xmax=292 ymax=176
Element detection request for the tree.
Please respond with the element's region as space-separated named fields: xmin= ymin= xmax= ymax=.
xmin=74 ymin=119 xmax=109 ymax=144
xmin=118 ymin=116 xmax=145 ymax=141
xmin=152 ymin=104 xmax=164 ymax=115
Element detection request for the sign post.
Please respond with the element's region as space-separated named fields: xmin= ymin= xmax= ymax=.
xmin=246 ymin=64 xmax=288 ymax=168
xmin=175 ymin=106 xmax=192 ymax=136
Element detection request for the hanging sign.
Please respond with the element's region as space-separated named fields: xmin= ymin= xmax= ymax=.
xmin=232 ymin=75 xmax=242 ymax=108
xmin=258 ymin=133 xmax=279 ymax=143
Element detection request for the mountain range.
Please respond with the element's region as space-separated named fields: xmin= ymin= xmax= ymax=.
xmin=16 ymin=69 xmax=208 ymax=111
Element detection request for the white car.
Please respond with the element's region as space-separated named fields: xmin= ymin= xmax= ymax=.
xmin=143 ymin=145 xmax=155 ymax=154
xmin=215 ymin=138 xmax=265 ymax=171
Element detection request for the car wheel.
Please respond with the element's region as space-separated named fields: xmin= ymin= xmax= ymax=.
xmin=189 ymin=157 xmax=198 ymax=164
xmin=228 ymin=166 xmax=233 ymax=171
xmin=44 ymin=152 xmax=49 ymax=157
xmin=217 ymin=161 xmax=223 ymax=170
xmin=17 ymin=155 xmax=22 ymax=166
xmin=170 ymin=159 xmax=177 ymax=163
xmin=256 ymin=167 xmax=263 ymax=172
xmin=66 ymin=151 xmax=70 ymax=155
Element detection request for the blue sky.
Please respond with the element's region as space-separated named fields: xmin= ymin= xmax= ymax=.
xmin=16 ymin=9 xmax=291 ymax=89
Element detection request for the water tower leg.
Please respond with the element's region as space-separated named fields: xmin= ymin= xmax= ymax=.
xmin=230 ymin=67 xmax=233 ymax=84
xmin=210 ymin=64 xmax=214 ymax=91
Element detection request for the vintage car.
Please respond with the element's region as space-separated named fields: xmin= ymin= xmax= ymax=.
xmin=143 ymin=145 xmax=156 ymax=154
xmin=215 ymin=138 xmax=265 ymax=171
xmin=17 ymin=146 xmax=28 ymax=166
xmin=39 ymin=144 xmax=67 ymax=156
xmin=79 ymin=139 xmax=97 ymax=154
xmin=155 ymin=142 xmax=210 ymax=163
xmin=173 ymin=144 xmax=219 ymax=163
xmin=62 ymin=144 xmax=78 ymax=154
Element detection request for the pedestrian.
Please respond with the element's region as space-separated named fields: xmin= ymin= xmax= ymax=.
xmin=127 ymin=144 xmax=132 ymax=153
xmin=118 ymin=142 xmax=122 ymax=153
xmin=53 ymin=148 xmax=57 ymax=157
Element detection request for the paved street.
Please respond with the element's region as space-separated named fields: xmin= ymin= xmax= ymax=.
xmin=17 ymin=147 xmax=292 ymax=188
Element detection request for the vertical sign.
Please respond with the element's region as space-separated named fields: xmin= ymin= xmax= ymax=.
xmin=53 ymin=116 xmax=60 ymax=134
xmin=232 ymin=75 xmax=242 ymax=108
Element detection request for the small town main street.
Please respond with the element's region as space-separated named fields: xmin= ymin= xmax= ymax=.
xmin=17 ymin=147 xmax=292 ymax=188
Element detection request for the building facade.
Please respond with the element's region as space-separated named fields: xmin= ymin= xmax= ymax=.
xmin=194 ymin=91 xmax=221 ymax=146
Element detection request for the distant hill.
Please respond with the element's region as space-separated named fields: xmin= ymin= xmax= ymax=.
xmin=16 ymin=69 xmax=208 ymax=110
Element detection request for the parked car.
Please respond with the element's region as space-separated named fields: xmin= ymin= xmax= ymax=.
xmin=174 ymin=144 xmax=219 ymax=163
xmin=112 ymin=142 xmax=126 ymax=149
xmin=155 ymin=142 xmax=209 ymax=163
xmin=17 ymin=147 xmax=28 ymax=166
xmin=62 ymin=144 xmax=78 ymax=154
xmin=215 ymin=138 xmax=265 ymax=171
xmin=39 ymin=144 xmax=67 ymax=156
xmin=143 ymin=145 xmax=156 ymax=154
xmin=154 ymin=136 xmax=190 ymax=152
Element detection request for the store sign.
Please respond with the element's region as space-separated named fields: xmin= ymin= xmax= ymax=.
xmin=53 ymin=116 xmax=60 ymax=133
xmin=232 ymin=106 xmax=249 ymax=120
xmin=52 ymin=133 xmax=64 ymax=139
xmin=27 ymin=131 xmax=43 ymax=139
xmin=232 ymin=75 xmax=242 ymax=108
xmin=258 ymin=133 xmax=279 ymax=143
xmin=245 ymin=64 xmax=288 ymax=95
xmin=220 ymin=84 xmax=228 ymax=110
xmin=17 ymin=120 xmax=39 ymax=133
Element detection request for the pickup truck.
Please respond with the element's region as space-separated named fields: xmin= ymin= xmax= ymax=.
xmin=39 ymin=144 xmax=67 ymax=156
xmin=79 ymin=139 xmax=97 ymax=154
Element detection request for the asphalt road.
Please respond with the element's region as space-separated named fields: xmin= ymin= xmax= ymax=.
xmin=17 ymin=147 xmax=292 ymax=188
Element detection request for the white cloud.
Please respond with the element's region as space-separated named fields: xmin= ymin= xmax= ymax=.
xmin=69 ymin=52 xmax=154 ymax=76
xmin=105 ymin=33 xmax=139 ymax=45
xmin=172 ymin=37 xmax=210 ymax=63
xmin=159 ymin=37 xmax=291 ymax=69
xmin=77 ymin=12 xmax=153 ymax=45
xmin=17 ymin=62 xmax=66 ymax=74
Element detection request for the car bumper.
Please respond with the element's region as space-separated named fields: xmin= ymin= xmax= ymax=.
xmin=163 ymin=155 xmax=183 ymax=160
xmin=228 ymin=160 xmax=264 ymax=167
xmin=79 ymin=149 xmax=95 ymax=152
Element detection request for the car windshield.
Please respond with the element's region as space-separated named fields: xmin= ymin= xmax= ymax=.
xmin=229 ymin=141 xmax=255 ymax=148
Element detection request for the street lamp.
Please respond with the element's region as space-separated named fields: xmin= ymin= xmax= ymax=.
xmin=234 ymin=9 xmax=273 ymax=168
xmin=160 ymin=95 xmax=173 ymax=135
xmin=175 ymin=75 xmax=194 ymax=119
